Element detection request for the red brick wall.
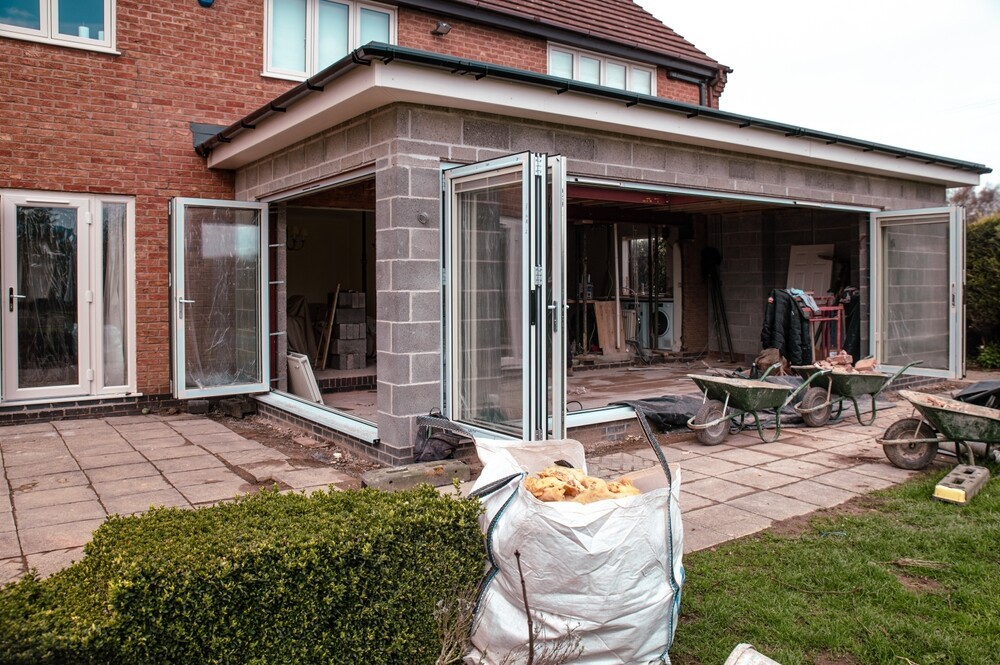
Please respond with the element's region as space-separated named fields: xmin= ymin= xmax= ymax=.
xmin=656 ymin=69 xmax=703 ymax=106
xmin=0 ymin=0 xmax=294 ymax=395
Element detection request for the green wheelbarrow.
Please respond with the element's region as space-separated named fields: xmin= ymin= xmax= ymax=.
xmin=686 ymin=364 xmax=830 ymax=445
xmin=878 ymin=389 xmax=1000 ymax=470
xmin=791 ymin=360 xmax=921 ymax=427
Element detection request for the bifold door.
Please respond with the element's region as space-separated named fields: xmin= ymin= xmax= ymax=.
xmin=443 ymin=153 xmax=566 ymax=440
xmin=872 ymin=206 xmax=965 ymax=379
xmin=170 ymin=198 xmax=269 ymax=398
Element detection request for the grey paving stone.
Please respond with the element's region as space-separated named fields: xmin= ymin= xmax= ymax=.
xmin=2 ymin=448 xmax=74 ymax=467
xmin=707 ymin=448 xmax=782 ymax=466
xmin=25 ymin=547 xmax=85 ymax=579
xmin=0 ymin=495 xmax=10 ymax=514
xmin=64 ymin=440 xmax=134 ymax=457
xmin=682 ymin=522 xmax=732 ymax=553
xmin=8 ymin=470 xmax=89 ymax=493
xmin=239 ymin=460 xmax=298 ymax=483
xmin=684 ymin=504 xmax=773 ymax=539
xmin=178 ymin=481 xmax=255 ymax=506
xmin=85 ymin=462 xmax=160 ymax=483
xmin=792 ymin=450 xmax=855 ymax=468
xmin=154 ymin=455 xmax=226 ymax=474
xmin=18 ymin=519 xmax=105 ymax=555
xmin=812 ymin=469 xmax=897 ymax=493
xmin=1 ymin=557 xmax=27 ymax=586
xmin=141 ymin=442 xmax=208 ymax=461
xmin=217 ymin=448 xmax=289 ymax=466
xmin=92 ymin=475 xmax=176 ymax=499
xmin=750 ymin=441 xmax=815 ymax=457
xmin=0 ymin=529 xmax=20 ymax=559
xmin=193 ymin=437 xmax=266 ymax=454
xmin=760 ymin=458 xmax=839 ymax=479
xmin=164 ymin=467 xmax=246 ymax=488
xmin=17 ymin=501 xmax=107 ymax=529
xmin=0 ymin=422 xmax=56 ymax=435
xmin=771 ymin=480 xmax=858 ymax=508
xmin=850 ymin=462 xmax=919 ymax=482
xmin=678 ymin=493 xmax=713 ymax=512
xmin=678 ymin=456 xmax=746 ymax=476
xmin=728 ymin=491 xmax=818 ymax=521
xmin=719 ymin=467 xmax=798 ymax=490
xmin=682 ymin=477 xmax=757 ymax=502
xmin=13 ymin=485 xmax=99 ymax=511
xmin=102 ymin=489 xmax=190 ymax=516
xmin=76 ymin=451 xmax=148 ymax=470
xmin=168 ymin=421 xmax=235 ymax=435
xmin=270 ymin=467 xmax=355 ymax=490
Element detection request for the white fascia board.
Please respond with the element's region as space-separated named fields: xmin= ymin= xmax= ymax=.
xmin=209 ymin=61 xmax=980 ymax=187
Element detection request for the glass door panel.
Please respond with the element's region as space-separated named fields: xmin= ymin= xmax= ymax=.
xmin=1 ymin=198 xmax=90 ymax=400
xmin=171 ymin=198 xmax=269 ymax=398
xmin=873 ymin=207 xmax=964 ymax=378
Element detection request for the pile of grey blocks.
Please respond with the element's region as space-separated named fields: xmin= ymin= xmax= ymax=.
xmin=331 ymin=291 xmax=366 ymax=370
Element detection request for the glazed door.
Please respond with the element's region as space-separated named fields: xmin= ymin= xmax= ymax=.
xmin=872 ymin=206 xmax=965 ymax=379
xmin=443 ymin=153 xmax=566 ymax=440
xmin=170 ymin=198 xmax=269 ymax=398
xmin=1 ymin=195 xmax=91 ymax=400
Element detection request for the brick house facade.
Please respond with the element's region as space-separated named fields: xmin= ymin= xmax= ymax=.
xmin=0 ymin=0 xmax=987 ymax=461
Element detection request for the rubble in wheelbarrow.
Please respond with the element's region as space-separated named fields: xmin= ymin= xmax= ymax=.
xmin=812 ymin=351 xmax=879 ymax=373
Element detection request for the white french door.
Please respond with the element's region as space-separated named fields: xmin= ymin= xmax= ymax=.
xmin=170 ymin=198 xmax=269 ymax=399
xmin=1 ymin=192 xmax=134 ymax=402
xmin=443 ymin=153 xmax=566 ymax=441
xmin=872 ymin=206 xmax=965 ymax=379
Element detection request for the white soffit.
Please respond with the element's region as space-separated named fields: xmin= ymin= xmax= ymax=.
xmin=209 ymin=61 xmax=980 ymax=187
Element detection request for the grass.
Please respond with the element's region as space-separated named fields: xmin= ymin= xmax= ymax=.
xmin=672 ymin=463 xmax=1000 ymax=665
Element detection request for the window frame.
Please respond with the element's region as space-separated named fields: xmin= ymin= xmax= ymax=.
xmin=0 ymin=0 xmax=116 ymax=54
xmin=547 ymin=43 xmax=656 ymax=95
xmin=264 ymin=0 xmax=397 ymax=80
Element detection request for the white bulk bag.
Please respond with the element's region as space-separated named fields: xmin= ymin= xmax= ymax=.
xmin=467 ymin=438 xmax=683 ymax=665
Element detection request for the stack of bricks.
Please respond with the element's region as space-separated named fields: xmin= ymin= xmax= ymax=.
xmin=331 ymin=291 xmax=367 ymax=370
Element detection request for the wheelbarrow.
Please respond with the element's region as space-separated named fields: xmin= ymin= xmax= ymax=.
xmin=686 ymin=364 xmax=829 ymax=445
xmin=791 ymin=360 xmax=921 ymax=427
xmin=879 ymin=389 xmax=1000 ymax=470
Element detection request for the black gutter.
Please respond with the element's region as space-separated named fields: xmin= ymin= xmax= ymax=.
xmin=195 ymin=43 xmax=991 ymax=176
xmin=389 ymin=0 xmax=722 ymax=79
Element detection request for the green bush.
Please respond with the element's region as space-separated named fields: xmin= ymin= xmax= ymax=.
xmin=967 ymin=214 xmax=1000 ymax=347
xmin=0 ymin=486 xmax=484 ymax=665
xmin=977 ymin=342 xmax=1000 ymax=369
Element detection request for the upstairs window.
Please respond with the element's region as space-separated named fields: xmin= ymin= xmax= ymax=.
xmin=0 ymin=0 xmax=114 ymax=51
xmin=548 ymin=45 xmax=655 ymax=95
xmin=266 ymin=0 xmax=395 ymax=79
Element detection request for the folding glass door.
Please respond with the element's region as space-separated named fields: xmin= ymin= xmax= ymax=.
xmin=443 ymin=153 xmax=566 ymax=441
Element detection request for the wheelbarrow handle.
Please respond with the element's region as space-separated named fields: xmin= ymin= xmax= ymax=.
xmin=758 ymin=361 xmax=784 ymax=381
xmin=877 ymin=360 xmax=923 ymax=395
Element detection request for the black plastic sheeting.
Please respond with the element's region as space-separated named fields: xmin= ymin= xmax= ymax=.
xmin=955 ymin=381 xmax=1000 ymax=408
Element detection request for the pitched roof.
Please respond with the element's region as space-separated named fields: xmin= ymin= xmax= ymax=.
xmin=443 ymin=0 xmax=721 ymax=70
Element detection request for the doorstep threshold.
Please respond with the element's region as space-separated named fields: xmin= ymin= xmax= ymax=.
xmin=255 ymin=392 xmax=379 ymax=444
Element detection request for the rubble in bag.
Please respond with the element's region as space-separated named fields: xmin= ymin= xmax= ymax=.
xmin=524 ymin=465 xmax=641 ymax=504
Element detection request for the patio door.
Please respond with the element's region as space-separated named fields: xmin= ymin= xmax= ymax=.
xmin=170 ymin=198 xmax=269 ymax=398
xmin=872 ymin=206 xmax=965 ymax=379
xmin=443 ymin=153 xmax=566 ymax=440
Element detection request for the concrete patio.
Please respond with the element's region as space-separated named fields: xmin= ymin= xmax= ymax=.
xmin=1 ymin=402 xmax=924 ymax=587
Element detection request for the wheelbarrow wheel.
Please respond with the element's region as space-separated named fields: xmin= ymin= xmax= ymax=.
xmin=882 ymin=417 xmax=939 ymax=470
xmin=694 ymin=400 xmax=729 ymax=445
xmin=799 ymin=387 xmax=831 ymax=428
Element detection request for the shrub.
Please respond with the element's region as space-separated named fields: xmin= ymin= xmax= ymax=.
xmin=967 ymin=214 xmax=1000 ymax=346
xmin=977 ymin=342 xmax=1000 ymax=370
xmin=0 ymin=486 xmax=484 ymax=665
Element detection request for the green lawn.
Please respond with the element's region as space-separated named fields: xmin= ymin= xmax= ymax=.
xmin=672 ymin=464 xmax=1000 ymax=665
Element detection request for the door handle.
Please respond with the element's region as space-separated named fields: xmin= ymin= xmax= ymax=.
xmin=178 ymin=297 xmax=195 ymax=319
xmin=8 ymin=287 xmax=26 ymax=312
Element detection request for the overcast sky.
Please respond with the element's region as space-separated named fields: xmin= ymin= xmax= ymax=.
xmin=638 ymin=0 xmax=1000 ymax=189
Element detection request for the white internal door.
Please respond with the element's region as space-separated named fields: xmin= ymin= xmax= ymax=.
xmin=170 ymin=198 xmax=269 ymax=398
xmin=872 ymin=206 xmax=965 ymax=379
xmin=443 ymin=152 xmax=566 ymax=440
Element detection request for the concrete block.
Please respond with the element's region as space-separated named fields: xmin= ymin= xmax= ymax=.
xmin=332 ymin=338 xmax=366 ymax=354
xmin=335 ymin=323 xmax=363 ymax=340
xmin=330 ymin=354 xmax=365 ymax=370
xmin=361 ymin=460 xmax=470 ymax=491
xmin=218 ymin=397 xmax=256 ymax=418
xmin=336 ymin=307 xmax=366 ymax=324
xmin=187 ymin=399 xmax=210 ymax=415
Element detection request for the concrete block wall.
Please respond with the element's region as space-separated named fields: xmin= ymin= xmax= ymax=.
xmin=236 ymin=103 xmax=948 ymax=460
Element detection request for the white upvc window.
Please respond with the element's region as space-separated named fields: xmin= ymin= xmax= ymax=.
xmin=0 ymin=0 xmax=115 ymax=52
xmin=547 ymin=44 xmax=655 ymax=95
xmin=265 ymin=0 xmax=396 ymax=80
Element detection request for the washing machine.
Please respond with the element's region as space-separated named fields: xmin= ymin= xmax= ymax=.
xmin=632 ymin=300 xmax=674 ymax=350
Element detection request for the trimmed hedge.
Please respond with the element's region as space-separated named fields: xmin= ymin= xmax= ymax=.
xmin=0 ymin=486 xmax=484 ymax=664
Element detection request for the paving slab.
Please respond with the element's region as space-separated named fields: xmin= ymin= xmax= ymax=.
xmin=759 ymin=457 xmax=839 ymax=479
xmin=771 ymin=479 xmax=858 ymax=508
xmin=707 ymin=448 xmax=783 ymax=466
xmin=217 ymin=448 xmax=289 ymax=466
xmin=728 ymin=491 xmax=818 ymax=521
xmin=178 ymin=480 xmax=255 ymax=506
xmin=17 ymin=501 xmax=107 ymax=529
xmin=719 ymin=467 xmax=798 ymax=490
xmin=683 ymin=477 xmax=757 ymax=502
xmin=682 ymin=521 xmax=732 ymax=553
xmin=18 ymin=519 xmax=106 ymax=555
xmin=0 ymin=422 xmax=56 ymax=435
xmin=271 ymin=467 xmax=355 ymax=489
xmin=1 ymin=557 xmax=27 ymax=586
xmin=92 ymin=475 xmax=176 ymax=498
xmin=13 ymin=485 xmax=99 ymax=510
xmin=239 ymin=460 xmax=298 ymax=483
xmin=0 ymin=529 xmax=20 ymax=559
xmin=85 ymin=462 xmax=161 ymax=483
xmin=25 ymin=547 xmax=86 ymax=579
xmin=76 ymin=451 xmax=148 ymax=470
xmin=165 ymin=467 xmax=247 ymax=488
xmin=678 ymin=456 xmax=746 ymax=476
xmin=141 ymin=442 xmax=208 ymax=461
xmin=1 ymin=448 xmax=74 ymax=467
xmin=154 ymin=455 xmax=227 ymax=474
xmin=63 ymin=440 xmax=134 ymax=457
xmin=850 ymin=462 xmax=918 ymax=482
xmin=102 ymin=489 xmax=190 ymax=516
xmin=812 ymin=469 xmax=898 ymax=493
xmin=193 ymin=437 xmax=266 ymax=454
xmin=7 ymin=470 xmax=89 ymax=493
xmin=684 ymin=504 xmax=774 ymax=540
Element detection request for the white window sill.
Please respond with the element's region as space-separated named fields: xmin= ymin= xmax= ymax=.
xmin=0 ymin=30 xmax=119 ymax=55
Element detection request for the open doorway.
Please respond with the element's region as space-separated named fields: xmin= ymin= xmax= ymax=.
xmin=269 ymin=177 xmax=378 ymax=421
